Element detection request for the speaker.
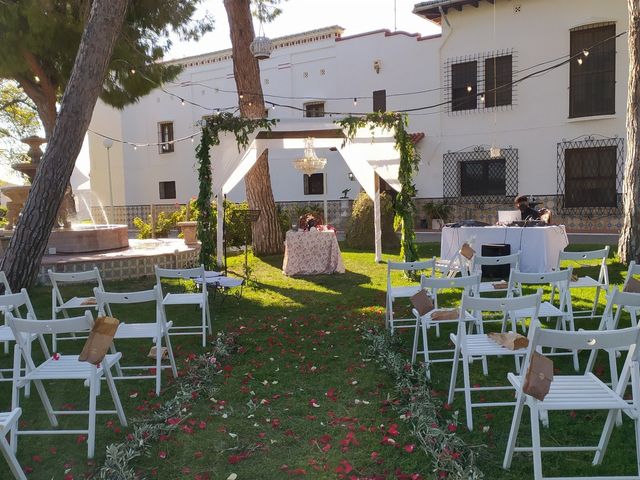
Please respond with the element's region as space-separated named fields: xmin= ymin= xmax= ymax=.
xmin=480 ymin=243 xmax=511 ymax=279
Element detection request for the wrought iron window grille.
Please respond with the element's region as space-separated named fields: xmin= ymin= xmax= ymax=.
xmin=444 ymin=49 xmax=517 ymax=114
xmin=556 ymin=135 xmax=623 ymax=216
xmin=443 ymin=146 xmax=519 ymax=204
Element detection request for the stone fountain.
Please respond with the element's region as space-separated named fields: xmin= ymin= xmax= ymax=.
xmin=1 ymin=136 xmax=128 ymax=254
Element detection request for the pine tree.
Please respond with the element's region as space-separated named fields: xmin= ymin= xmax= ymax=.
xmin=1 ymin=0 xmax=129 ymax=289
xmin=224 ymin=0 xmax=284 ymax=256
xmin=0 ymin=0 xmax=213 ymax=139
xmin=619 ymin=0 xmax=640 ymax=264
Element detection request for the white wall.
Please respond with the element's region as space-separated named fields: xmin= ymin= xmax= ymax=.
xmin=86 ymin=0 xmax=629 ymax=208
xmin=429 ymin=0 xmax=627 ymax=197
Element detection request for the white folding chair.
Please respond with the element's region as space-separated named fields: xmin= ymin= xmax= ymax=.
xmin=386 ymin=258 xmax=436 ymax=334
xmin=448 ymin=291 xmax=542 ymax=431
xmin=436 ymin=246 xmax=473 ymax=278
xmin=0 ymin=408 xmax=26 ymax=480
xmin=155 ymin=264 xmax=212 ymax=347
xmin=94 ymin=286 xmax=178 ymax=396
xmin=0 ymin=290 xmax=50 ymax=388
xmin=503 ymin=323 xmax=640 ymax=480
xmin=468 ymin=251 xmax=520 ymax=295
xmin=586 ymin=288 xmax=640 ymax=391
xmin=193 ymin=271 xmax=245 ymax=303
xmin=49 ymin=267 xmax=112 ymax=351
xmin=506 ymin=268 xmax=579 ymax=371
xmin=620 ymin=261 xmax=640 ymax=327
xmin=553 ymin=246 xmax=610 ymax=320
xmin=411 ymin=274 xmax=480 ymax=380
xmin=7 ymin=310 xmax=127 ymax=459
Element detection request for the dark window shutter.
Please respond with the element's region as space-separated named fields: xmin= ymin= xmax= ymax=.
xmin=569 ymin=23 xmax=616 ymax=118
xmin=564 ymin=146 xmax=617 ymax=207
xmin=485 ymin=55 xmax=512 ymax=107
xmin=460 ymin=159 xmax=506 ymax=196
xmin=451 ymin=61 xmax=478 ymax=111
xmin=373 ymin=90 xmax=386 ymax=112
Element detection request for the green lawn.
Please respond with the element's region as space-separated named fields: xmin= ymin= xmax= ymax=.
xmin=0 ymin=242 xmax=633 ymax=479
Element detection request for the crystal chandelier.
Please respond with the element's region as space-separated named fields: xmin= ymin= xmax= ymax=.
xmin=293 ymin=137 xmax=327 ymax=175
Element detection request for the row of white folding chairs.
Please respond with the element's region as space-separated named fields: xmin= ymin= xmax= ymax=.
xmin=412 ymin=282 xmax=640 ymax=479
xmin=49 ymin=264 xmax=212 ymax=348
xmin=450 ymin=244 xmax=611 ymax=318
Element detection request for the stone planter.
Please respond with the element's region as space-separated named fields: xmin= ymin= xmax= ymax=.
xmin=177 ymin=221 xmax=198 ymax=246
xmin=431 ymin=219 xmax=444 ymax=230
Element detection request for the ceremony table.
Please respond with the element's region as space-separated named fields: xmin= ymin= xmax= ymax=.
xmin=283 ymin=230 xmax=345 ymax=276
xmin=440 ymin=225 xmax=569 ymax=273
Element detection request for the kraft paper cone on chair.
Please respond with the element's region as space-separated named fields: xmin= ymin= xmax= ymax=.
xmin=523 ymin=352 xmax=554 ymax=401
xmin=81 ymin=297 xmax=97 ymax=306
xmin=410 ymin=290 xmax=433 ymax=316
xmin=487 ymin=332 xmax=529 ymax=350
xmin=624 ymin=276 xmax=640 ymax=293
xmin=431 ymin=309 xmax=459 ymax=321
xmin=492 ymin=281 xmax=509 ymax=290
xmin=79 ymin=316 xmax=120 ymax=365
xmin=460 ymin=243 xmax=475 ymax=260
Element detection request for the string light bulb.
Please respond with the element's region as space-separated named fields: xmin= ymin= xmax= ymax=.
xmin=239 ymin=94 xmax=244 ymax=99
xmin=466 ymin=85 xmax=473 ymax=93
xmin=180 ymin=98 xmax=185 ymax=106
xmin=353 ymin=97 xmax=357 ymax=106
xmin=133 ymin=145 xmax=138 ymax=150
xmin=480 ymin=94 xmax=485 ymax=102
xmin=130 ymin=68 xmax=136 ymax=75
xmin=583 ymin=49 xmax=589 ymax=57
xmin=34 ymin=75 xmax=40 ymax=83
xmin=577 ymin=57 xmax=583 ymax=65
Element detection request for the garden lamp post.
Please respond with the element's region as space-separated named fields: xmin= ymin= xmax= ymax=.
xmin=102 ymin=138 xmax=114 ymax=224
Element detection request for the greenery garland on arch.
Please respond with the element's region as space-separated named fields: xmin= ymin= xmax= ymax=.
xmin=195 ymin=113 xmax=276 ymax=269
xmin=337 ymin=112 xmax=421 ymax=263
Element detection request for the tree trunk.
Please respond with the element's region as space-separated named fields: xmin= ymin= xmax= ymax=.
xmin=224 ymin=0 xmax=283 ymax=256
xmin=1 ymin=0 xmax=129 ymax=290
xmin=620 ymin=0 xmax=640 ymax=265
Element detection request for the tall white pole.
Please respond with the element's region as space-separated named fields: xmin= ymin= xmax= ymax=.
xmin=103 ymin=138 xmax=114 ymax=225
xmin=323 ymin=170 xmax=328 ymax=224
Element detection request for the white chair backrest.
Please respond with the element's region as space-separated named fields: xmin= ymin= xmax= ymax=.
xmin=559 ymin=246 xmax=610 ymax=263
xmin=470 ymin=251 xmax=520 ymax=271
xmin=461 ymin=290 xmax=542 ymax=317
xmin=0 ymin=272 xmax=12 ymax=294
xmin=623 ymin=261 xmax=640 ymax=290
xmin=48 ymin=267 xmax=105 ymax=287
xmin=387 ymin=258 xmax=436 ymax=273
xmin=155 ymin=265 xmax=206 ymax=294
xmin=0 ymin=289 xmax=36 ymax=318
xmin=7 ymin=310 xmax=93 ymax=346
xmin=155 ymin=265 xmax=205 ymax=281
xmin=601 ymin=287 xmax=640 ymax=326
xmin=529 ymin=320 xmax=640 ymax=356
xmin=420 ymin=273 xmax=480 ymax=309
xmin=94 ymin=286 xmax=166 ymax=326
xmin=509 ymin=268 xmax=572 ymax=287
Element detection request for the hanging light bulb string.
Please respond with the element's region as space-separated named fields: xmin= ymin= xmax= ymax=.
xmin=93 ymin=30 xmax=625 ymax=148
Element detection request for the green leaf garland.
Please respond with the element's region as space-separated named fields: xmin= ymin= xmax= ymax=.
xmin=337 ymin=112 xmax=420 ymax=263
xmin=195 ymin=113 xmax=277 ymax=268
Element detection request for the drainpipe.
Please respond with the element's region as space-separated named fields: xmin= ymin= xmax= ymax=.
xmin=438 ymin=6 xmax=453 ymax=198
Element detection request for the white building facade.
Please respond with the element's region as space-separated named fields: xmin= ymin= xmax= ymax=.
xmin=87 ymin=0 xmax=628 ymax=232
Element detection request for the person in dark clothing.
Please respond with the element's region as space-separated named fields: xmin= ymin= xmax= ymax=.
xmin=515 ymin=195 xmax=542 ymax=221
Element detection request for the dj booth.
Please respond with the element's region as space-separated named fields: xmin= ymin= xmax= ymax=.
xmin=440 ymin=225 xmax=569 ymax=273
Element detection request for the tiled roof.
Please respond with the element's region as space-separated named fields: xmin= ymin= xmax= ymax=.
xmin=413 ymin=0 xmax=496 ymax=24
xmin=409 ymin=132 xmax=426 ymax=144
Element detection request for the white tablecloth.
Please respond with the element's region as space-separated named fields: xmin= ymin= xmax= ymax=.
xmin=440 ymin=225 xmax=569 ymax=273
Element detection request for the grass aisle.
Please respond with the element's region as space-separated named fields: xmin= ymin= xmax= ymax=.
xmin=0 ymin=242 xmax=635 ymax=479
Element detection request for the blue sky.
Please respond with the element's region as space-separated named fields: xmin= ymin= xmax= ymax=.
xmin=168 ymin=0 xmax=440 ymax=59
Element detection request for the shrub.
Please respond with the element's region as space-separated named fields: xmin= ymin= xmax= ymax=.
xmin=133 ymin=211 xmax=180 ymax=239
xmin=345 ymin=191 xmax=399 ymax=250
